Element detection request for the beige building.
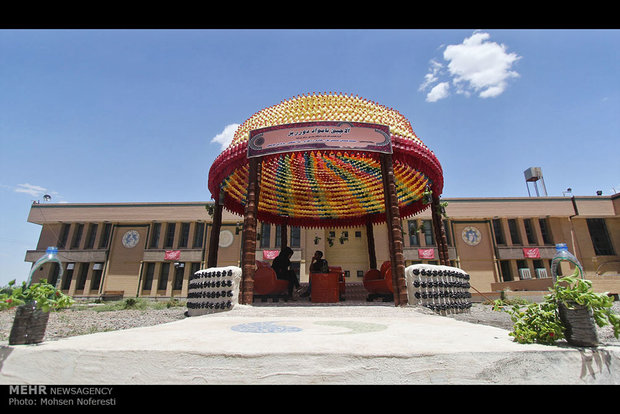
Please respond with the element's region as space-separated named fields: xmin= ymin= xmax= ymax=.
xmin=25 ymin=194 xmax=620 ymax=300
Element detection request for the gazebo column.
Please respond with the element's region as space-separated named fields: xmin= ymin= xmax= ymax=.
xmin=380 ymin=153 xmax=408 ymax=306
xmin=206 ymin=193 xmax=224 ymax=268
xmin=366 ymin=220 xmax=377 ymax=270
xmin=240 ymin=158 xmax=261 ymax=304
xmin=431 ymin=196 xmax=451 ymax=267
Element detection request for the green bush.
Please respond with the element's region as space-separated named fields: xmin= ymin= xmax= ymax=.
xmin=0 ymin=279 xmax=74 ymax=312
xmin=494 ymin=274 xmax=620 ymax=345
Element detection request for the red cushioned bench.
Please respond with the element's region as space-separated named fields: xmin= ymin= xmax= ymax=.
xmin=363 ymin=261 xmax=394 ymax=302
xmin=253 ymin=261 xmax=290 ymax=302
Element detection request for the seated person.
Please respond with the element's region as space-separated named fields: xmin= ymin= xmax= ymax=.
xmin=272 ymin=247 xmax=301 ymax=299
xmin=310 ymin=250 xmax=329 ymax=273
xmin=301 ymin=250 xmax=329 ymax=297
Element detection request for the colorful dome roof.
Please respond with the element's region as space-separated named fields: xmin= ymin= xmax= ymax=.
xmin=208 ymin=92 xmax=443 ymax=228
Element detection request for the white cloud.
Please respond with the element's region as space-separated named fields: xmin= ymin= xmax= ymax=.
xmin=8 ymin=183 xmax=66 ymax=202
xmin=211 ymin=123 xmax=240 ymax=150
xmin=426 ymin=82 xmax=450 ymax=102
xmin=14 ymin=183 xmax=47 ymax=197
xmin=420 ymin=31 xmax=521 ymax=102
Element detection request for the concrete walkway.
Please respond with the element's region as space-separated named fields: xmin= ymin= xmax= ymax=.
xmin=1 ymin=304 xmax=619 ymax=384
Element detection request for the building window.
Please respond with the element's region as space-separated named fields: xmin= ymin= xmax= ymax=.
xmin=71 ymin=223 xmax=84 ymax=249
xmin=499 ymin=260 xmax=513 ymax=282
xmin=193 ymin=223 xmax=205 ymax=248
xmin=99 ymin=223 xmax=112 ymax=249
xmin=173 ymin=263 xmax=184 ymax=290
xmin=275 ymin=225 xmax=282 ymax=248
xmin=357 ymin=270 xmax=364 ymax=278
xmin=408 ymin=220 xmax=419 ymax=246
xmin=422 ymin=220 xmax=434 ymax=246
xmin=260 ymin=223 xmax=271 ymax=248
xmin=90 ymin=263 xmax=103 ymax=291
xmin=76 ymin=263 xmax=88 ymax=290
xmin=291 ymin=226 xmax=300 ymax=248
xmin=84 ymin=223 xmax=98 ymax=249
xmin=190 ymin=262 xmax=201 ymax=277
xmin=149 ymin=223 xmax=161 ymax=249
xmin=508 ymin=219 xmax=521 ymax=245
xmin=143 ymin=263 xmax=155 ymax=290
xmin=62 ymin=263 xmax=74 ymax=290
xmin=523 ymin=219 xmax=537 ymax=245
xmin=49 ymin=263 xmax=61 ymax=287
xmin=586 ymin=218 xmax=615 ymax=255
xmin=492 ymin=219 xmax=505 ymax=245
xmin=355 ymin=231 xmax=362 ymax=238
xmin=158 ymin=262 xmax=170 ymax=290
xmin=179 ymin=223 xmax=190 ymax=248
xmin=58 ymin=223 xmax=70 ymax=249
xmin=164 ymin=223 xmax=176 ymax=248
xmin=538 ymin=218 xmax=553 ymax=245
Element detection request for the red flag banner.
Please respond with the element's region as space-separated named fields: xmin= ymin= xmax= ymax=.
xmin=164 ymin=250 xmax=181 ymax=261
xmin=418 ymin=248 xmax=435 ymax=260
xmin=263 ymin=250 xmax=279 ymax=260
xmin=523 ymin=248 xmax=540 ymax=258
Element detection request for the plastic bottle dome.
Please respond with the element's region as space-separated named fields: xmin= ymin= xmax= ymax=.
xmin=208 ymin=92 xmax=443 ymax=228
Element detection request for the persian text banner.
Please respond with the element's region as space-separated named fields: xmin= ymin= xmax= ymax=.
xmin=248 ymin=121 xmax=391 ymax=158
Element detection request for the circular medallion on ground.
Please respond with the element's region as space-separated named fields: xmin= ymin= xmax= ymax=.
xmin=231 ymin=321 xmax=302 ymax=333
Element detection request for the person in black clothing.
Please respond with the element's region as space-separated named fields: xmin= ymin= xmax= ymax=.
xmin=271 ymin=247 xmax=301 ymax=298
xmin=309 ymin=250 xmax=329 ymax=273
xmin=301 ymin=250 xmax=329 ymax=298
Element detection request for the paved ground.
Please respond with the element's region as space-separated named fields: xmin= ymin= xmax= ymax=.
xmin=1 ymin=304 xmax=619 ymax=385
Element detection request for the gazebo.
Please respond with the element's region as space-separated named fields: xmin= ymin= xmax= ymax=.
xmin=207 ymin=92 xmax=449 ymax=306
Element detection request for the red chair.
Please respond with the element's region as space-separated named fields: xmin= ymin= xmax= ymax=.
xmin=253 ymin=261 xmax=290 ymax=302
xmin=363 ymin=261 xmax=394 ymax=302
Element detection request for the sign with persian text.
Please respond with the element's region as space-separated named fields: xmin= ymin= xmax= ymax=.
xmin=248 ymin=121 xmax=391 ymax=158
xmin=523 ymin=248 xmax=540 ymax=258
xmin=418 ymin=248 xmax=435 ymax=260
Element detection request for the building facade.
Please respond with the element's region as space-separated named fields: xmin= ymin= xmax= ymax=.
xmin=25 ymin=194 xmax=620 ymax=300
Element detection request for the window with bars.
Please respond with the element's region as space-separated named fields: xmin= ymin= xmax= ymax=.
xmin=587 ymin=218 xmax=615 ymax=255
xmin=508 ymin=219 xmax=521 ymax=245
xmin=523 ymin=219 xmax=537 ymax=245
xmin=164 ymin=223 xmax=176 ymax=248
xmin=149 ymin=223 xmax=161 ymax=249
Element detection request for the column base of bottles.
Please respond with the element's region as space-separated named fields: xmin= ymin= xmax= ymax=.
xmin=406 ymin=264 xmax=472 ymax=313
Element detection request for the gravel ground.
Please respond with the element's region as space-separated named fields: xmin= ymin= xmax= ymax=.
xmin=1 ymin=301 xmax=618 ymax=345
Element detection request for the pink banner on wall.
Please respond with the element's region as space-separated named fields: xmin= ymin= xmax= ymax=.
xmin=263 ymin=250 xmax=279 ymax=260
xmin=418 ymin=248 xmax=435 ymax=259
xmin=523 ymin=248 xmax=540 ymax=258
xmin=164 ymin=250 xmax=181 ymax=261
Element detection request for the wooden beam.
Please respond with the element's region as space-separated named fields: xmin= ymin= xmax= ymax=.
xmin=206 ymin=200 xmax=223 ymax=268
xmin=240 ymin=158 xmax=260 ymax=304
xmin=366 ymin=220 xmax=377 ymax=270
xmin=380 ymin=153 xmax=408 ymax=306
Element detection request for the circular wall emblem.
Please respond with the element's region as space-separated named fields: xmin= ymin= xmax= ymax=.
xmin=461 ymin=226 xmax=482 ymax=246
xmin=218 ymin=230 xmax=234 ymax=247
xmin=121 ymin=230 xmax=140 ymax=248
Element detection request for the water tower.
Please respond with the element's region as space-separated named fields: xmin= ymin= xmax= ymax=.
xmin=524 ymin=167 xmax=547 ymax=197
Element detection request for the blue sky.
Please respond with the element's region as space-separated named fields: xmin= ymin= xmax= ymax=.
xmin=1 ymin=29 xmax=619 ymax=286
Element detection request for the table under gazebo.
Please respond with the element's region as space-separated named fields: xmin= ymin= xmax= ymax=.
xmin=206 ymin=92 xmax=449 ymax=307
